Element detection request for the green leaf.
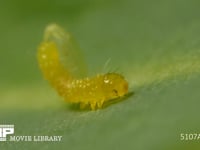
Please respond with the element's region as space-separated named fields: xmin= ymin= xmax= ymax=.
xmin=1 ymin=0 xmax=200 ymax=149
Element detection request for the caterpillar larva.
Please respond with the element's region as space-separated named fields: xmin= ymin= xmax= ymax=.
xmin=37 ymin=24 xmax=128 ymax=110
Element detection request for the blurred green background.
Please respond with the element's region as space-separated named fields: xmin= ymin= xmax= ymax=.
xmin=1 ymin=0 xmax=200 ymax=149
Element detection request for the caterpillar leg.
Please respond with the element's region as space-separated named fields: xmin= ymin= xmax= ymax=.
xmin=90 ymin=102 xmax=97 ymax=110
xmin=97 ymin=101 xmax=104 ymax=109
xmin=89 ymin=100 xmax=104 ymax=110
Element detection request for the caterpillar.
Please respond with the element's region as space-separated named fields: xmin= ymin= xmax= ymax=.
xmin=37 ymin=24 xmax=128 ymax=110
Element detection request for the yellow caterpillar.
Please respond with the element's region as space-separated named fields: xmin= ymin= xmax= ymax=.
xmin=37 ymin=24 xmax=128 ymax=110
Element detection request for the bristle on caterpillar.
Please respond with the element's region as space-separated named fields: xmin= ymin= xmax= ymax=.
xmin=37 ymin=24 xmax=129 ymax=110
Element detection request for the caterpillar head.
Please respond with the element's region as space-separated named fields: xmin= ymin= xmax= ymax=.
xmin=102 ymin=73 xmax=128 ymax=99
